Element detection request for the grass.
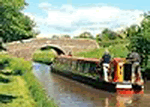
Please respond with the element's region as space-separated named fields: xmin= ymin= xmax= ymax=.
xmin=74 ymin=43 xmax=129 ymax=58
xmin=0 ymin=73 xmax=37 ymax=107
xmin=23 ymin=71 xmax=57 ymax=107
xmin=98 ymin=39 xmax=129 ymax=47
xmin=0 ymin=53 xmax=32 ymax=75
xmin=32 ymin=49 xmax=56 ymax=65
xmin=0 ymin=53 xmax=58 ymax=107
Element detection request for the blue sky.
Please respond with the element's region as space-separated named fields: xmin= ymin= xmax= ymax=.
xmin=24 ymin=0 xmax=149 ymax=37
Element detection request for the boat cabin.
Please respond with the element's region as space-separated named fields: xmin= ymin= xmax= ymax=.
xmin=53 ymin=55 xmax=143 ymax=85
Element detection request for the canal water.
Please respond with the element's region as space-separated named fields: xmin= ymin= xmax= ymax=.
xmin=32 ymin=62 xmax=150 ymax=107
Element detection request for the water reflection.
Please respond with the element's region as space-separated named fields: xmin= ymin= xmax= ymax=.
xmin=100 ymin=94 xmax=143 ymax=107
xmin=32 ymin=62 xmax=150 ymax=107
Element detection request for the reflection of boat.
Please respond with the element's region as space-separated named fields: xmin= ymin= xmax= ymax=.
xmin=116 ymin=94 xmax=143 ymax=107
xmin=116 ymin=95 xmax=132 ymax=107
xmin=101 ymin=94 xmax=143 ymax=107
xmin=52 ymin=55 xmax=144 ymax=94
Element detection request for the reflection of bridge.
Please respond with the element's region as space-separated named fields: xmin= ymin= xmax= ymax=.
xmin=6 ymin=38 xmax=99 ymax=60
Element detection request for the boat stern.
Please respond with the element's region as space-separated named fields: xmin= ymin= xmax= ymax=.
xmin=116 ymin=83 xmax=144 ymax=94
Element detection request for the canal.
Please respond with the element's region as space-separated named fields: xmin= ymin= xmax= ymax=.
xmin=32 ymin=62 xmax=150 ymax=107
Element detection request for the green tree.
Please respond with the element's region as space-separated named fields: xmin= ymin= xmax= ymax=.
xmin=128 ymin=13 xmax=150 ymax=68
xmin=52 ymin=35 xmax=59 ymax=39
xmin=125 ymin=25 xmax=141 ymax=38
xmin=101 ymin=28 xmax=118 ymax=40
xmin=78 ymin=32 xmax=94 ymax=39
xmin=62 ymin=35 xmax=70 ymax=38
xmin=0 ymin=0 xmax=38 ymax=43
xmin=0 ymin=38 xmax=6 ymax=51
xmin=96 ymin=34 xmax=102 ymax=43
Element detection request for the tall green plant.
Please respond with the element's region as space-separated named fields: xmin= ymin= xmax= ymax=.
xmin=128 ymin=13 xmax=150 ymax=68
xmin=125 ymin=25 xmax=141 ymax=37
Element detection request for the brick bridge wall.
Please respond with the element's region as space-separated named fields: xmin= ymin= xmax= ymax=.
xmin=6 ymin=38 xmax=99 ymax=60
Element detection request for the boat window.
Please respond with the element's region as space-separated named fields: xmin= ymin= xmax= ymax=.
xmin=120 ymin=66 xmax=122 ymax=69
xmin=84 ymin=62 xmax=90 ymax=73
xmin=76 ymin=61 xmax=84 ymax=73
xmin=76 ymin=61 xmax=80 ymax=72
xmin=80 ymin=61 xmax=85 ymax=72
xmin=124 ymin=64 xmax=132 ymax=81
xmin=110 ymin=63 xmax=115 ymax=80
xmin=62 ymin=58 xmax=65 ymax=64
xmin=64 ymin=59 xmax=67 ymax=64
xmin=58 ymin=58 xmax=61 ymax=63
xmin=89 ymin=63 xmax=96 ymax=73
xmin=72 ymin=61 xmax=77 ymax=71
xmin=69 ymin=59 xmax=72 ymax=68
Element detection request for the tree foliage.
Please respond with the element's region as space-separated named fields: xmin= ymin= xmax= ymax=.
xmin=96 ymin=34 xmax=102 ymax=43
xmin=62 ymin=35 xmax=70 ymax=38
xmin=127 ymin=13 xmax=150 ymax=68
xmin=125 ymin=25 xmax=141 ymax=38
xmin=100 ymin=28 xmax=119 ymax=41
xmin=0 ymin=0 xmax=38 ymax=43
xmin=77 ymin=32 xmax=94 ymax=39
xmin=51 ymin=35 xmax=59 ymax=39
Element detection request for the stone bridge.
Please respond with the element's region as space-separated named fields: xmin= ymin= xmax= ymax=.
xmin=6 ymin=38 xmax=99 ymax=60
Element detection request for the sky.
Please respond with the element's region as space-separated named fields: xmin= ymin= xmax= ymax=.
xmin=24 ymin=0 xmax=149 ymax=37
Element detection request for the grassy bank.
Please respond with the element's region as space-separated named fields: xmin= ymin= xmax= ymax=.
xmin=33 ymin=50 xmax=56 ymax=65
xmin=74 ymin=43 xmax=129 ymax=58
xmin=0 ymin=73 xmax=37 ymax=107
xmin=98 ymin=39 xmax=129 ymax=47
xmin=23 ymin=71 xmax=57 ymax=107
xmin=0 ymin=53 xmax=57 ymax=107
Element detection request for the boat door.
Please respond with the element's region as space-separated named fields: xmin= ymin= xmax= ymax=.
xmin=117 ymin=62 xmax=124 ymax=82
xmin=124 ymin=64 xmax=132 ymax=81
xmin=113 ymin=58 xmax=124 ymax=82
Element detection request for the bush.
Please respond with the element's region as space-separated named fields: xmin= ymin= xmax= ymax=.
xmin=0 ymin=54 xmax=10 ymax=66
xmin=108 ymin=44 xmax=129 ymax=58
xmin=0 ymin=54 xmax=32 ymax=75
xmin=5 ymin=57 xmax=32 ymax=75
xmin=33 ymin=50 xmax=56 ymax=65
xmin=98 ymin=39 xmax=129 ymax=47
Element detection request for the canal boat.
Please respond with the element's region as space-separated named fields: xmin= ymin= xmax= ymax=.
xmin=51 ymin=55 xmax=144 ymax=94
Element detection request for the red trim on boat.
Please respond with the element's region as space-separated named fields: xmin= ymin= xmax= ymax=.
xmin=116 ymin=88 xmax=144 ymax=94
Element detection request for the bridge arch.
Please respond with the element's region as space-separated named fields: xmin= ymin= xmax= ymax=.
xmin=40 ymin=44 xmax=66 ymax=55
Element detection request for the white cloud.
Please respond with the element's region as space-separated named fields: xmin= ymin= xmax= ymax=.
xmin=26 ymin=3 xmax=144 ymax=36
xmin=38 ymin=2 xmax=52 ymax=10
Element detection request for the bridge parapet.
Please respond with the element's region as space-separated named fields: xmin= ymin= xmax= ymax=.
xmin=6 ymin=38 xmax=99 ymax=60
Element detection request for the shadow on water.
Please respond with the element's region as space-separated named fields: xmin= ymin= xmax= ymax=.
xmin=32 ymin=62 xmax=150 ymax=107
xmin=0 ymin=94 xmax=17 ymax=103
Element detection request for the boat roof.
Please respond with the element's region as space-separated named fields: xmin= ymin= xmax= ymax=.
xmin=56 ymin=55 xmax=99 ymax=63
xmin=56 ymin=55 xmax=126 ymax=63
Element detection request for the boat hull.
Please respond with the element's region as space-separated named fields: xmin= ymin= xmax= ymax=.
xmin=116 ymin=89 xmax=144 ymax=94
xmin=51 ymin=68 xmax=144 ymax=94
xmin=116 ymin=84 xmax=144 ymax=94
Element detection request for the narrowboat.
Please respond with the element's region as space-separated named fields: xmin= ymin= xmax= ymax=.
xmin=51 ymin=55 xmax=144 ymax=94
